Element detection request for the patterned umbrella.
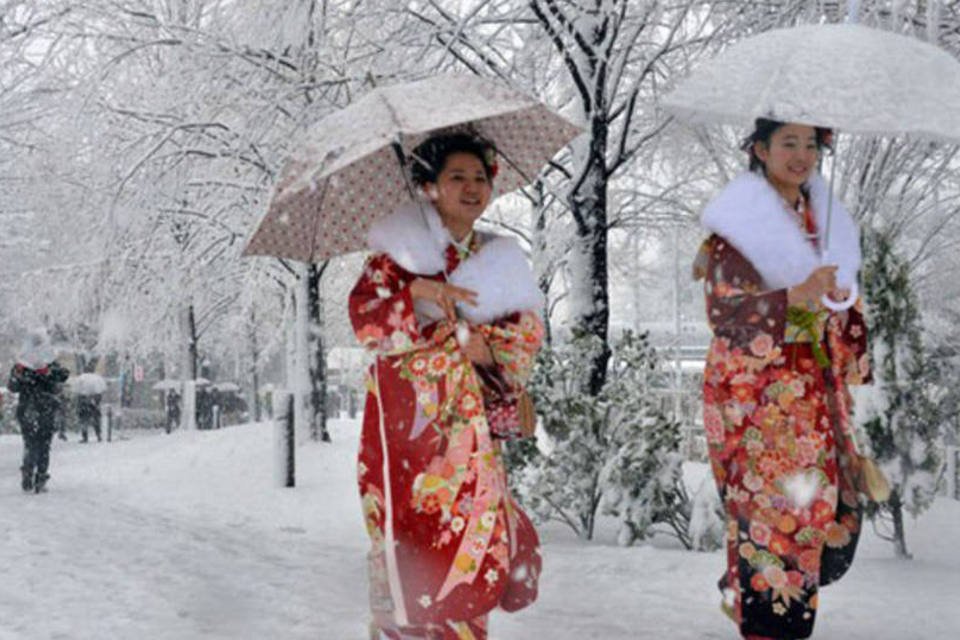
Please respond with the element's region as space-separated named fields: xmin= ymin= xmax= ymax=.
xmin=243 ymin=74 xmax=583 ymax=263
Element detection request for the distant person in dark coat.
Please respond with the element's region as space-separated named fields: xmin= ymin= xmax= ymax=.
xmin=7 ymin=329 xmax=69 ymax=493
xmin=165 ymin=389 xmax=181 ymax=434
xmin=77 ymin=394 xmax=102 ymax=443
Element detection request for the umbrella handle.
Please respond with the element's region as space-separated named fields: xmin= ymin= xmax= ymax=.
xmin=821 ymin=281 xmax=858 ymax=312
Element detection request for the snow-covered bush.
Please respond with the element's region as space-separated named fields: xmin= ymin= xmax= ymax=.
xmin=510 ymin=331 xmax=690 ymax=544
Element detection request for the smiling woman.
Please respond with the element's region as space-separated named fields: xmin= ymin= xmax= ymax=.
xmin=349 ymin=131 xmax=545 ymax=640
xmin=693 ymin=118 xmax=871 ymax=640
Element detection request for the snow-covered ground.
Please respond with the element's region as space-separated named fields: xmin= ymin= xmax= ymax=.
xmin=1 ymin=420 xmax=957 ymax=640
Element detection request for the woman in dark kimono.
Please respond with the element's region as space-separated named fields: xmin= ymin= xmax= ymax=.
xmin=695 ymin=119 xmax=872 ymax=639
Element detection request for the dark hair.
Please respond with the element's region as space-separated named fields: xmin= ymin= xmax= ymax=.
xmin=410 ymin=132 xmax=497 ymax=186
xmin=741 ymin=118 xmax=833 ymax=173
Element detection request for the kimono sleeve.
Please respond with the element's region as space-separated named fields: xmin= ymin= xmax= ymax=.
xmin=348 ymin=253 xmax=422 ymax=356
xmin=829 ymin=303 xmax=873 ymax=386
xmin=477 ymin=311 xmax=545 ymax=393
xmin=698 ymin=235 xmax=789 ymax=351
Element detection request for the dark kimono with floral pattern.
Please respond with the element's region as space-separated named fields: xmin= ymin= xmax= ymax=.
xmin=696 ymin=234 xmax=871 ymax=640
xmin=349 ymin=244 xmax=543 ymax=640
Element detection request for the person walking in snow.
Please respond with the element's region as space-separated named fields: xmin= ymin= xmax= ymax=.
xmin=7 ymin=329 xmax=70 ymax=493
xmin=77 ymin=393 xmax=102 ymax=443
xmin=694 ymin=119 xmax=873 ymax=640
xmin=349 ymin=132 xmax=544 ymax=640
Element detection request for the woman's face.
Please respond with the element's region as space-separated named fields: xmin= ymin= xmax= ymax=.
xmin=754 ymin=123 xmax=819 ymax=192
xmin=425 ymin=152 xmax=492 ymax=235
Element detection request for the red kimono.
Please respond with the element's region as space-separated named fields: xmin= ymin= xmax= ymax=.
xmin=697 ymin=232 xmax=871 ymax=640
xmin=349 ymin=238 xmax=543 ymax=640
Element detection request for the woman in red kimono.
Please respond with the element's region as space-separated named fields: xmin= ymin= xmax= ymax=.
xmin=349 ymin=132 xmax=544 ymax=640
xmin=695 ymin=119 xmax=872 ymax=639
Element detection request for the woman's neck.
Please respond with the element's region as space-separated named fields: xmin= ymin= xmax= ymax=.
xmin=766 ymin=175 xmax=802 ymax=206
xmin=444 ymin=219 xmax=474 ymax=243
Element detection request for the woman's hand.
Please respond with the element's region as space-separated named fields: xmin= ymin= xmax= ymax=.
xmin=461 ymin=330 xmax=495 ymax=366
xmin=826 ymin=288 xmax=852 ymax=303
xmin=788 ymin=265 xmax=837 ymax=308
xmin=409 ymin=278 xmax=478 ymax=321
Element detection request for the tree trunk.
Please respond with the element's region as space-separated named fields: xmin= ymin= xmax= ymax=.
xmin=889 ymin=489 xmax=913 ymax=559
xmin=531 ymin=179 xmax=553 ymax=345
xmin=292 ymin=266 xmax=311 ymax=444
xmin=569 ymin=114 xmax=611 ymax=395
xmin=307 ymin=262 xmax=330 ymax=442
xmin=184 ymin=303 xmax=198 ymax=380
xmin=179 ymin=303 xmax=199 ymax=431
xmin=248 ymin=308 xmax=262 ymax=422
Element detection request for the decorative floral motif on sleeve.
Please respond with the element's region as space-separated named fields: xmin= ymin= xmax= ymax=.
xmin=349 ymin=253 xmax=422 ymax=355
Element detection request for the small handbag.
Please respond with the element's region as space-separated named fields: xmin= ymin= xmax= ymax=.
xmin=484 ymin=390 xmax=537 ymax=440
xmin=856 ymin=455 xmax=891 ymax=503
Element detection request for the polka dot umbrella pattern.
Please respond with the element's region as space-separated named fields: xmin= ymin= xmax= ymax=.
xmin=243 ymin=74 xmax=584 ymax=263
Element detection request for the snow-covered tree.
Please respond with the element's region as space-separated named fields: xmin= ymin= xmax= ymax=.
xmin=858 ymin=230 xmax=944 ymax=558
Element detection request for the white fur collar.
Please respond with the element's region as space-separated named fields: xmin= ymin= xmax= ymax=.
xmin=367 ymin=201 xmax=452 ymax=275
xmin=367 ymin=201 xmax=543 ymax=324
xmin=417 ymin=236 xmax=544 ymax=324
xmin=701 ymin=172 xmax=861 ymax=290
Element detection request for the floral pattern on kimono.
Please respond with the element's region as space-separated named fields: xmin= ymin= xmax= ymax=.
xmin=697 ymin=234 xmax=870 ymax=640
xmin=350 ymin=246 xmax=543 ymax=640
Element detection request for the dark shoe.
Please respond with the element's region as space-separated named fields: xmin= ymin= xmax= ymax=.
xmin=20 ymin=468 xmax=33 ymax=492
xmin=34 ymin=474 xmax=49 ymax=493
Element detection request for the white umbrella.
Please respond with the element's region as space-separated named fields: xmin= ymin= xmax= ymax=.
xmin=152 ymin=379 xmax=181 ymax=391
xmin=70 ymin=373 xmax=107 ymax=396
xmin=16 ymin=329 xmax=55 ymax=370
xmin=663 ymin=23 xmax=960 ymax=143
xmin=243 ymin=74 xmax=583 ymax=263
xmin=663 ymin=23 xmax=960 ymax=310
xmin=212 ymin=382 xmax=241 ymax=393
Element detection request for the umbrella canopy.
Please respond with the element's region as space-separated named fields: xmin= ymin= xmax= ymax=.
xmin=212 ymin=382 xmax=240 ymax=393
xmin=152 ymin=378 xmax=211 ymax=391
xmin=69 ymin=373 xmax=107 ymax=396
xmin=243 ymin=74 xmax=582 ymax=263
xmin=152 ymin=379 xmax=181 ymax=391
xmin=663 ymin=23 xmax=960 ymax=143
xmin=17 ymin=328 xmax=55 ymax=370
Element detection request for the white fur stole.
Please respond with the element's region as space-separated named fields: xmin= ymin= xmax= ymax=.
xmin=367 ymin=201 xmax=543 ymax=325
xmin=701 ymin=172 xmax=861 ymax=290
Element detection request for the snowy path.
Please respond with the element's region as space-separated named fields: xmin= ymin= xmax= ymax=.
xmin=2 ymin=421 xmax=958 ymax=639
xmin=0 ymin=423 xmax=369 ymax=640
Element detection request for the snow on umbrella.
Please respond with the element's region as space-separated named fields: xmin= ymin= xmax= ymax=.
xmin=70 ymin=373 xmax=107 ymax=396
xmin=17 ymin=329 xmax=55 ymax=370
xmin=663 ymin=23 xmax=960 ymax=310
xmin=212 ymin=382 xmax=240 ymax=393
xmin=662 ymin=23 xmax=960 ymax=143
xmin=243 ymin=74 xmax=583 ymax=263
xmin=152 ymin=380 xmax=182 ymax=391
